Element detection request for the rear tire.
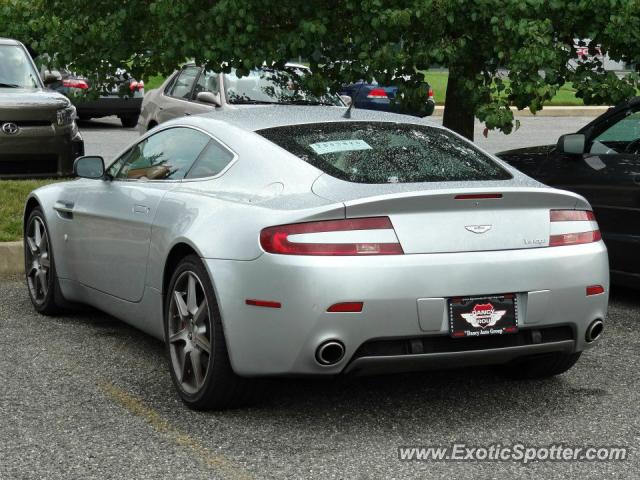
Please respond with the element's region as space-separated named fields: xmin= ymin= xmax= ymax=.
xmin=120 ymin=114 xmax=139 ymax=128
xmin=499 ymin=352 xmax=582 ymax=379
xmin=24 ymin=208 xmax=64 ymax=315
xmin=164 ymin=254 xmax=253 ymax=410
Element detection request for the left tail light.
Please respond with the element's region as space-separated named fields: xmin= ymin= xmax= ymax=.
xmin=260 ymin=217 xmax=404 ymax=256
xmin=62 ymin=79 xmax=89 ymax=89
xmin=366 ymin=88 xmax=388 ymax=99
xmin=129 ymin=80 xmax=144 ymax=92
xmin=549 ymin=209 xmax=601 ymax=247
xmin=428 ymin=87 xmax=434 ymax=99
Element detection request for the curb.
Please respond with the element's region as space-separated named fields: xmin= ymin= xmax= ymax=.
xmin=0 ymin=241 xmax=23 ymax=275
xmin=432 ymin=105 xmax=610 ymax=117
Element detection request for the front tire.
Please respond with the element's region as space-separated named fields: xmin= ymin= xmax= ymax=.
xmin=164 ymin=255 xmax=252 ymax=410
xmin=499 ymin=351 xmax=582 ymax=379
xmin=24 ymin=208 xmax=63 ymax=315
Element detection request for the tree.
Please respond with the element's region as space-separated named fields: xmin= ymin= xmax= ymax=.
xmin=3 ymin=0 xmax=640 ymax=140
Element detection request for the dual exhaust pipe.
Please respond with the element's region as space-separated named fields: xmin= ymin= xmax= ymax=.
xmin=315 ymin=320 xmax=604 ymax=365
xmin=585 ymin=319 xmax=604 ymax=343
xmin=316 ymin=340 xmax=345 ymax=366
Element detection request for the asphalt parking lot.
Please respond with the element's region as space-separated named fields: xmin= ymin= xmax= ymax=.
xmin=1 ymin=116 xmax=638 ymax=479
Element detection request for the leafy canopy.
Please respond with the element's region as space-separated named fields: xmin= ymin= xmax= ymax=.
xmin=3 ymin=0 xmax=640 ymax=138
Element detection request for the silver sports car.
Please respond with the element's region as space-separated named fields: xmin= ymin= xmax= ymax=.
xmin=24 ymin=106 xmax=609 ymax=409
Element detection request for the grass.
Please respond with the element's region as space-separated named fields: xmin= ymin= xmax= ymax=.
xmin=423 ymin=70 xmax=586 ymax=106
xmin=144 ymin=75 xmax=166 ymax=90
xmin=0 ymin=179 xmax=63 ymax=242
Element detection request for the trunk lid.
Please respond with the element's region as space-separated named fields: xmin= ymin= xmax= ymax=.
xmin=312 ymin=175 xmax=586 ymax=254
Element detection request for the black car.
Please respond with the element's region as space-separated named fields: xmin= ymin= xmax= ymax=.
xmin=43 ymin=67 xmax=144 ymax=128
xmin=497 ymin=97 xmax=640 ymax=287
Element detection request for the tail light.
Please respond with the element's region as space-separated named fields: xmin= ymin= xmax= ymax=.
xmin=428 ymin=87 xmax=434 ymax=99
xmin=260 ymin=217 xmax=403 ymax=255
xmin=129 ymin=80 xmax=144 ymax=92
xmin=549 ymin=209 xmax=601 ymax=247
xmin=62 ymin=79 xmax=89 ymax=89
xmin=367 ymin=88 xmax=388 ymax=99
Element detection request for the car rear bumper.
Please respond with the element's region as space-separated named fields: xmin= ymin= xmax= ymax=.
xmin=74 ymin=96 xmax=142 ymax=118
xmin=0 ymin=126 xmax=84 ymax=178
xmin=205 ymin=241 xmax=609 ymax=377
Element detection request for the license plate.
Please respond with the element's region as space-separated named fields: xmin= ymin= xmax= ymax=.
xmin=448 ymin=294 xmax=518 ymax=338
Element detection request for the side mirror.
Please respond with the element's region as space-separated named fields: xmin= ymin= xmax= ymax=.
xmin=42 ymin=70 xmax=61 ymax=85
xmin=557 ymin=133 xmax=586 ymax=155
xmin=74 ymin=155 xmax=105 ymax=179
xmin=196 ymin=91 xmax=222 ymax=107
xmin=340 ymin=94 xmax=352 ymax=107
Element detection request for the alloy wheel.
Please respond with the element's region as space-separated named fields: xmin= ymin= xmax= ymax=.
xmin=26 ymin=216 xmax=51 ymax=304
xmin=168 ymin=271 xmax=212 ymax=394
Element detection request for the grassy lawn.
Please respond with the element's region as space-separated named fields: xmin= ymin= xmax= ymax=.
xmin=144 ymin=75 xmax=166 ymax=90
xmin=0 ymin=179 xmax=62 ymax=242
xmin=423 ymin=70 xmax=586 ymax=106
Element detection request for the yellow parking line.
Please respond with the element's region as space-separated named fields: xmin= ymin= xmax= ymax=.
xmin=99 ymin=382 xmax=253 ymax=480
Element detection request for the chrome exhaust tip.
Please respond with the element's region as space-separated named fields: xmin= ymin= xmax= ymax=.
xmin=316 ymin=340 xmax=345 ymax=366
xmin=585 ymin=319 xmax=604 ymax=343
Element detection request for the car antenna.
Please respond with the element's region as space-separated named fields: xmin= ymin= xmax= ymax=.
xmin=343 ymin=80 xmax=365 ymax=119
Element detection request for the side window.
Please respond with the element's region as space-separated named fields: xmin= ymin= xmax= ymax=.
xmin=193 ymin=70 xmax=220 ymax=98
xmin=168 ymin=67 xmax=199 ymax=99
xmin=186 ymin=140 xmax=235 ymax=179
xmin=114 ymin=127 xmax=210 ymax=181
xmin=591 ymin=110 xmax=640 ymax=153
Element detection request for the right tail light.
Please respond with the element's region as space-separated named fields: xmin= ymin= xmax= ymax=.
xmin=549 ymin=210 xmax=601 ymax=247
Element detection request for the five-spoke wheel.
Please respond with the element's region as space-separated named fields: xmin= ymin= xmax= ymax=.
xmin=24 ymin=208 xmax=61 ymax=314
xmin=168 ymin=270 xmax=212 ymax=394
xmin=164 ymin=254 xmax=252 ymax=409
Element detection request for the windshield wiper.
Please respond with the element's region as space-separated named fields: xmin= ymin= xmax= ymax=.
xmin=0 ymin=83 xmax=21 ymax=88
xmin=228 ymin=99 xmax=278 ymax=105
xmin=278 ymin=99 xmax=336 ymax=106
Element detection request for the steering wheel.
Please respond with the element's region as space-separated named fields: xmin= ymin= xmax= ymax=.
xmin=624 ymin=138 xmax=640 ymax=154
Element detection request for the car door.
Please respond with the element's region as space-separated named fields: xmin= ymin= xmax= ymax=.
xmin=156 ymin=66 xmax=201 ymax=124
xmin=544 ymin=108 xmax=640 ymax=275
xmin=184 ymin=69 xmax=221 ymax=115
xmin=69 ymin=126 xmax=212 ymax=301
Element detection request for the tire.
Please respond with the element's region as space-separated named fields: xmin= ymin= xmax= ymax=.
xmin=120 ymin=114 xmax=139 ymax=128
xmin=499 ymin=351 xmax=582 ymax=380
xmin=164 ymin=254 xmax=253 ymax=410
xmin=24 ymin=208 xmax=64 ymax=315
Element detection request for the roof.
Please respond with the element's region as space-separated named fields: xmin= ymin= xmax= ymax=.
xmin=197 ymin=105 xmax=439 ymax=132
xmin=0 ymin=38 xmax=21 ymax=46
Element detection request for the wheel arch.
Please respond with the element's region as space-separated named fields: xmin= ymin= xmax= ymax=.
xmin=23 ymin=195 xmax=42 ymax=236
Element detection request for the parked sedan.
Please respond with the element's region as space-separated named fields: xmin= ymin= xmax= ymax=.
xmin=25 ymin=106 xmax=608 ymax=409
xmin=44 ymin=68 xmax=144 ymax=128
xmin=497 ymin=97 xmax=640 ymax=287
xmin=340 ymin=80 xmax=435 ymax=117
xmin=138 ymin=63 xmax=343 ymax=133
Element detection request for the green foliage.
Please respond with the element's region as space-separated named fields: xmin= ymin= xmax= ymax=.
xmin=2 ymin=0 xmax=640 ymax=138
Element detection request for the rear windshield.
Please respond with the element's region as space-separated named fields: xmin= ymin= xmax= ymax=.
xmin=257 ymin=122 xmax=511 ymax=183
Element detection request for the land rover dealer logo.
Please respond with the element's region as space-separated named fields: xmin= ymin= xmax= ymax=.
xmin=1 ymin=122 xmax=19 ymax=135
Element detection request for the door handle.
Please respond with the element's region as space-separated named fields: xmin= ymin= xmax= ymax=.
xmin=133 ymin=204 xmax=150 ymax=214
xmin=184 ymin=112 xmax=191 ymax=116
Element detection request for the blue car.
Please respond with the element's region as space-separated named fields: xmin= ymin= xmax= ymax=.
xmin=340 ymin=81 xmax=435 ymax=117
